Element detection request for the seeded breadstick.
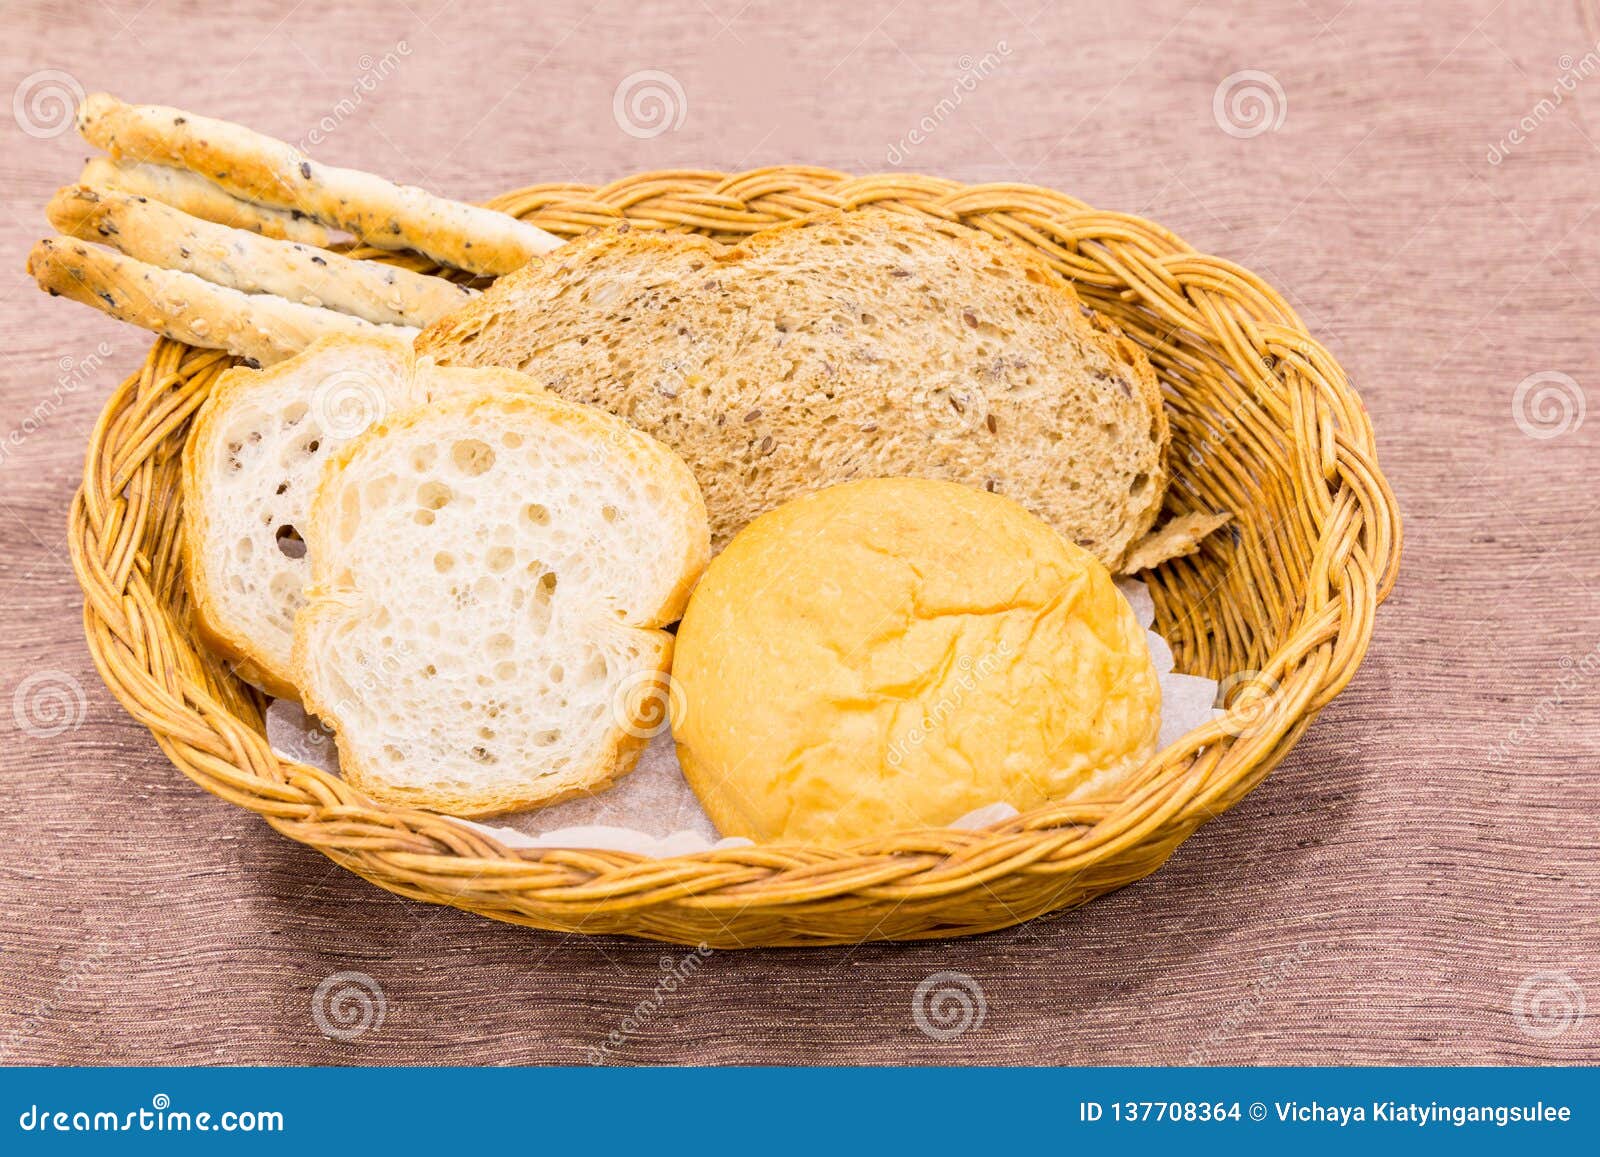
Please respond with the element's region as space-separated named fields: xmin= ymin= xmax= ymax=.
xmin=48 ymin=185 xmax=476 ymax=328
xmin=27 ymin=237 xmax=417 ymax=366
xmin=82 ymin=156 xmax=330 ymax=246
xmin=77 ymin=93 xmax=561 ymax=276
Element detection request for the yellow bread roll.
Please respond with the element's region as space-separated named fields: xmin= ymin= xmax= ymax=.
xmin=671 ymin=478 xmax=1162 ymax=845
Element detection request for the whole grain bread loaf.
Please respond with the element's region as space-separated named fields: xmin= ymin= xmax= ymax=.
xmin=417 ymin=210 xmax=1169 ymax=570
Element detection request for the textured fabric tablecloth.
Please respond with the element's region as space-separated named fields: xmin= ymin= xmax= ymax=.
xmin=1 ymin=0 xmax=1595 ymax=1065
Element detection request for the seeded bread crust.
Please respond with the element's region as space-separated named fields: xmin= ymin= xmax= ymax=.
xmin=27 ymin=237 xmax=416 ymax=366
xmin=80 ymin=156 xmax=332 ymax=246
xmin=48 ymin=184 xmax=475 ymax=328
xmin=418 ymin=209 xmax=1169 ymax=569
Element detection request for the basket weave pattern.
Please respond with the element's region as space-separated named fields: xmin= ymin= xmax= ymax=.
xmin=70 ymin=169 xmax=1400 ymax=947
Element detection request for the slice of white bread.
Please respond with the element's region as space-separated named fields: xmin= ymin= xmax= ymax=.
xmin=180 ymin=334 xmax=542 ymax=698
xmin=290 ymin=391 xmax=711 ymax=816
xmin=418 ymin=209 xmax=1170 ymax=570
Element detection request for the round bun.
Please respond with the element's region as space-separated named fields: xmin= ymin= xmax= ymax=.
xmin=671 ymin=478 xmax=1162 ymax=845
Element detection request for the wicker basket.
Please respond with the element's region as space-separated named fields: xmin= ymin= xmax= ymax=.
xmin=69 ymin=168 xmax=1400 ymax=947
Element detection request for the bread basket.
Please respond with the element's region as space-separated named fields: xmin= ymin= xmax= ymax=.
xmin=70 ymin=168 xmax=1401 ymax=947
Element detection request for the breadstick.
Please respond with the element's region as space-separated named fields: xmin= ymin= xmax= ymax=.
xmin=77 ymin=94 xmax=561 ymax=276
xmin=48 ymin=185 xmax=475 ymax=328
xmin=27 ymin=237 xmax=417 ymax=366
xmin=82 ymin=156 xmax=330 ymax=246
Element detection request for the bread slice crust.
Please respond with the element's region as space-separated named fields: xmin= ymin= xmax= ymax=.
xmin=181 ymin=334 xmax=419 ymax=698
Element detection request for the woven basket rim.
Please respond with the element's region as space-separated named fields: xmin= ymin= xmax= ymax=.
xmin=70 ymin=167 xmax=1401 ymax=946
